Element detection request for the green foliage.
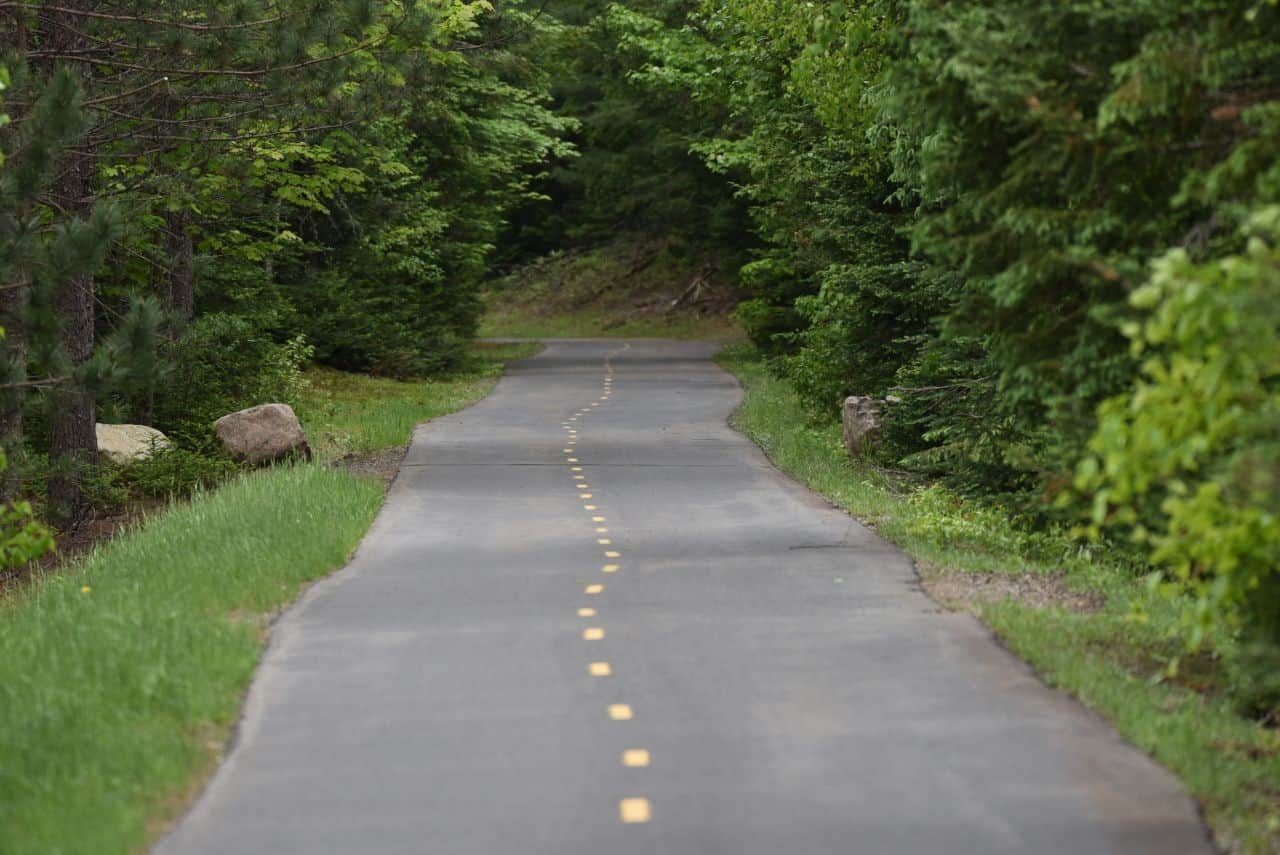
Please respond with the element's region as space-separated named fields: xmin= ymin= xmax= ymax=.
xmin=605 ymin=0 xmax=1280 ymax=671
xmin=498 ymin=0 xmax=747 ymax=262
xmin=88 ymin=449 xmax=242 ymax=511
xmin=1080 ymin=210 xmax=1280 ymax=706
xmin=151 ymin=314 xmax=313 ymax=449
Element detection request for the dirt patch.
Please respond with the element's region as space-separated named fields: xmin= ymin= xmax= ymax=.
xmin=918 ymin=562 xmax=1104 ymax=615
xmin=332 ymin=445 xmax=407 ymax=486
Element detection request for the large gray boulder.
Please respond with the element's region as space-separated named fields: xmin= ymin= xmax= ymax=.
xmin=95 ymin=423 xmax=171 ymax=465
xmin=841 ymin=396 xmax=883 ymax=458
xmin=214 ymin=403 xmax=311 ymax=465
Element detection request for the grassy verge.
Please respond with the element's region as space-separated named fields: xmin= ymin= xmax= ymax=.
xmin=0 ymin=344 xmax=534 ymax=854
xmin=479 ymin=307 xmax=739 ymax=340
xmin=718 ymin=344 xmax=1280 ymax=854
xmin=298 ymin=342 xmax=539 ymax=459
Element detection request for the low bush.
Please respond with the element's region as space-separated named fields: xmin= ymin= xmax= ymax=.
xmin=151 ymin=313 xmax=313 ymax=449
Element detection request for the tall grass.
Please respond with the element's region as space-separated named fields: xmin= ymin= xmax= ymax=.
xmin=0 ymin=466 xmax=383 ymax=854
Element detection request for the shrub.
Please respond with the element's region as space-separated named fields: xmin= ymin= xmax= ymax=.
xmin=1079 ymin=210 xmax=1280 ymax=713
xmin=151 ymin=313 xmax=313 ymax=449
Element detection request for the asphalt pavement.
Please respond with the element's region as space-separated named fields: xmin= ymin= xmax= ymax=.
xmin=156 ymin=339 xmax=1211 ymax=854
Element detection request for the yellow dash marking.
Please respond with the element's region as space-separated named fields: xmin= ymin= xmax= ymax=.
xmin=585 ymin=584 xmax=603 ymax=595
xmin=574 ymin=475 xmax=585 ymax=480
xmin=592 ymin=516 xmax=606 ymax=522
xmin=608 ymin=704 xmax=633 ymax=721
xmin=580 ymin=493 xmax=593 ymax=499
xmin=563 ymin=448 xmax=573 ymax=453
xmin=584 ymin=504 xmax=598 ymax=510
xmin=583 ymin=627 xmax=605 ymax=641
xmin=622 ymin=749 xmax=650 ymax=767
xmin=604 ymin=550 xmax=620 ymax=558
xmin=572 ymin=466 xmax=583 ymax=472
xmin=619 ymin=798 xmax=651 ymax=823
xmin=578 ymin=607 xmax=597 ymax=617
xmin=588 ymin=662 xmax=612 ymax=676
xmin=568 ymin=458 xmax=579 ymax=463
xmin=596 ymin=527 xmax=609 ymax=533
xmin=597 ymin=538 xmax=612 ymax=545
xmin=602 ymin=564 xmax=619 ymax=573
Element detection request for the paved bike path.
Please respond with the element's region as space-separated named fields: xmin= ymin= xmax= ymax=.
xmin=158 ymin=339 xmax=1210 ymax=854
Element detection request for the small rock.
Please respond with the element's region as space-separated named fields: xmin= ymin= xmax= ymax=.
xmin=841 ymin=396 xmax=883 ymax=458
xmin=214 ymin=403 xmax=311 ymax=465
xmin=95 ymin=423 xmax=171 ymax=465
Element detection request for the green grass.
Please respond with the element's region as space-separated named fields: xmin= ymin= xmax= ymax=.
xmin=0 ymin=466 xmax=384 ymax=854
xmin=0 ymin=343 xmax=536 ymax=854
xmin=718 ymin=344 xmax=1280 ymax=854
xmin=479 ymin=307 xmax=740 ymax=340
xmin=298 ymin=342 xmax=539 ymax=458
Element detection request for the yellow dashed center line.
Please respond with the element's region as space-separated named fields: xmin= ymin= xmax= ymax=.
xmin=619 ymin=798 xmax=651 ymax=823
xmin=622 ymin=749 xmax=650 ymax=767
xmin=563 ymin=346 xmax=650 ymax=831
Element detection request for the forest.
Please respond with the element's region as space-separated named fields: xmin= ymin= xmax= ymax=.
xmin=2 ymin=0 xmax=1278 ymax=787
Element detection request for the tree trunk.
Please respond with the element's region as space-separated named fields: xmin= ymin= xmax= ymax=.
xmin=41 ymin=5 xmax=98 ymax=528
xmin=162 ymin=210 xmax=195 ymax=328
xmin=0 ymin=273 xmax=28 ymax=501
xmin=0 ymin=10 xmax=31 ymax=499
xmin=46 ymin=147 xmax=97 ymax=527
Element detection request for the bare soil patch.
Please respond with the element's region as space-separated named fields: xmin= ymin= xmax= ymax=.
xmin=332 ymin=445 xmax=407 ymax=486
xmin=918 ymin=562 xmax=1104 ymax=615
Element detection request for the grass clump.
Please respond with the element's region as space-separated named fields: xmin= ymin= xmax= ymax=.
xmin=0 ymin=465 xmax=384 ymax=854
xmin=718 ymin=344 xmax=1280 ymax=853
